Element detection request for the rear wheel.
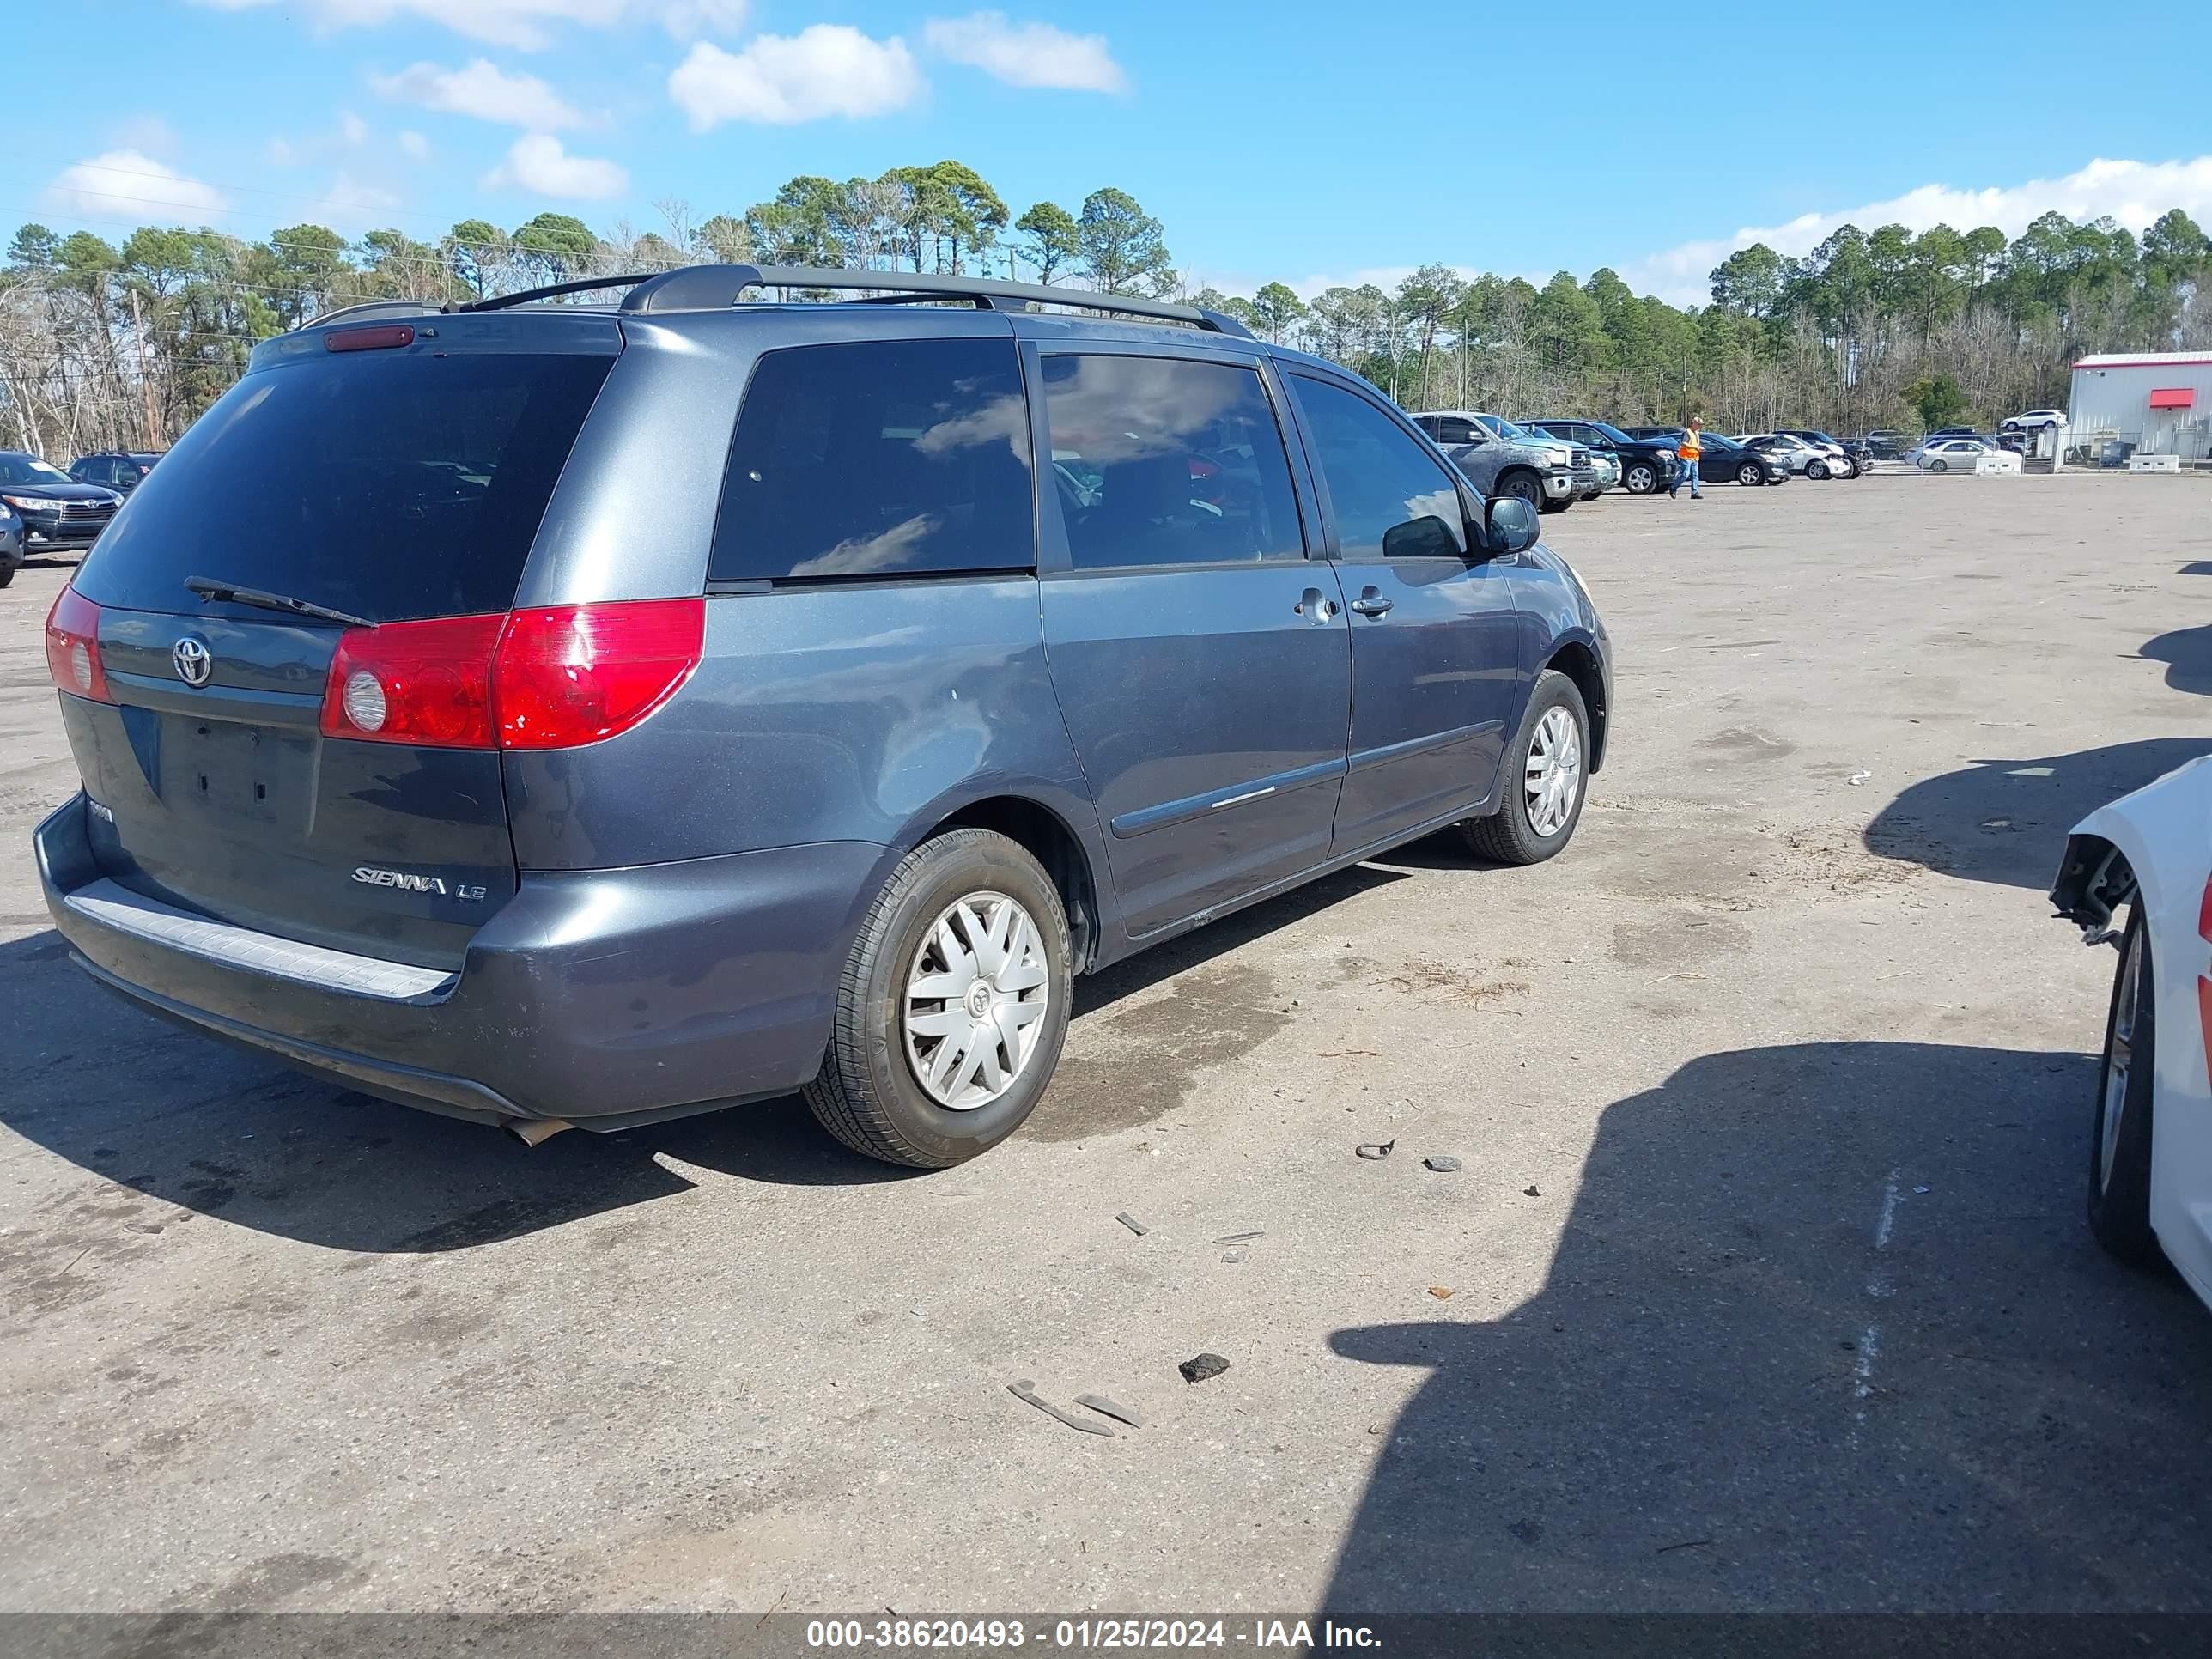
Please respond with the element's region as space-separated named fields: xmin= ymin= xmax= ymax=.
xmin=805 ymin=829 xmax=1073 ymax=1168
xmin=2089 ymin=908 xmax=2160 ymax=1266
xmin=1930 ymin=459 xmax=1948 ymax=473
xmin=1736 ymin=460 xmax=1763 ymax=486
xmin=1457 ymin=670 xmax=1589 ymax=866
xmin=1623 ymin=462 xmax=1657 ymax=494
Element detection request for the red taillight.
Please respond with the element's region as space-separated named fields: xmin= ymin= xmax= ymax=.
xmin=45 ymin=585 xmax=111 ymax=702
xmin=321 ymin=612 xmax=504 ymax=748
xmin=494 ymin=599 xmax=705 ymax=750
xmin=2199 ymin=877 xmax=2212 ymax=1089
xmin=318 ymin=599 xmax=703 ymax=751
xmin=325 ymin=324 xmax=415 ymax=353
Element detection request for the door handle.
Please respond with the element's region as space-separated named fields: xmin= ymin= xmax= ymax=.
xmin=1349 ymin=589 xmax=1395 ymax=617
xmin=1295 ymin=587 xmax=1337 ymax=623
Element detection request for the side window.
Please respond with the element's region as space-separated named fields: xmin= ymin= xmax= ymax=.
xmin=710 ymin=337 xmax=1033 ymax=583
xmin=1289 ymin=375 xmax=1467 ymax=562
xmin=1436 ymin=417 xmax=1478 ymax=445
xmin=76 ymin=458 xmax=108 ymax=484
xmin=1040 ymin=353 xmax=1304 ymax=571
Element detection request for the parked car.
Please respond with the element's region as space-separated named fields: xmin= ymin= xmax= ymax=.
xmin=1914 ymin=437 xmax=1993 ymax=471
xmin=1624 ymin=428 xmax=1790 ymax=486
xmin=1740 ymin=432 xmax=1838 ymax=478
xmin=1778 ymin=429 xmax=1864 ymax=478
xmin=2048 ymin=754 xmax=2212 ymax=1314
xmin=1 ymin=499 xmax=21 ymax=588
xmin=1526 ymin=420 xmax=1680 ymax=495
xmin=1410 ymin=410 xmax=1581 ymax=514
xmin=69 ymin=450 xmax=163 ymax=495
xmin=2001 ymin=409 xmax=2067 ymax=436
xmin=1859 ymin=429 xmax=1904 ymax=460
xmin=0 ymin=453 xmax=121 ymax=555
xmin=37 ymin=267 xmax=1613 ymax=1170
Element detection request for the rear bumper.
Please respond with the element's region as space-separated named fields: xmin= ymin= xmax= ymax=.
xmin=36 ymin=795 xmax=878 ymax=1128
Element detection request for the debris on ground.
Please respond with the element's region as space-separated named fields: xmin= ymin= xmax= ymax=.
xmin=1356 ymin=1140 xmax=1395 ymax=1160
xmin=1428 ymin=1286 xmax=1454 ymax=1300
xmin=1212 ymin=1230 xmax=1264 ymax=1245
xmin=1423 ymin=1155 xmax=1462 ymax=1173
xmin=1913 ymin=1184 xmax=1931 ymax=1194
xmin=1523 ymin=1185 xmax=1541 ymax=1197
xmin=1847 ymin=770 xmax=1871 ymax=786
xmin=1179 ymin=1352 xmax=1230 ymax=1384
xmin=1221 ymin=1249 xmax=1246 ymax=1264
xmin=1075 ymin=1395 xmax=1145 ymax=1429
xmin=1115 ymin=1212 xmax=1149 ymax=1237
xmin=1008 ymin=1379 xmax=1116 ymax=1436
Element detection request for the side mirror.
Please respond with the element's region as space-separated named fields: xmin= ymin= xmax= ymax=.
xmin=1485 ymin=495 xmax=1540 ymax=555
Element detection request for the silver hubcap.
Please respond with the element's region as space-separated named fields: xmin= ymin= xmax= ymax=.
xmin=2100 ymin=929 xmax=2142 ymax=1192
xmin=1524 ymin=706 xmax=1583 ymax=838
xmin=903 ymin=891 xmax=1051 ymax=1110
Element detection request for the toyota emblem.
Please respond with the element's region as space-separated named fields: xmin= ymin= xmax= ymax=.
xmin=173 ymin=635 xmax=212 ymax=687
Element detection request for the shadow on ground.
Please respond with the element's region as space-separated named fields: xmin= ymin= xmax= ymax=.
xmin=0 ymin=860 xmax=1410 ymax=1253
xmin=1325 ymin=1041 xmax=2212 ymax=1613
xmin=2180 ymin=561 xmax=2212 ymax=577
xmin=1864 ymin=738 xmax=2212 ymax=888
xmin=2139 ymin=626 xmax=2212 ymax=697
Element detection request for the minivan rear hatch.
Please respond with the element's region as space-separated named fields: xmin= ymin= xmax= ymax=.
xmin=56 ymin=313 xmax=619 ymax=970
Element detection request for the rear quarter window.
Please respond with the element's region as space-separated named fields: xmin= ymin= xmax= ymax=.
xmin=710 ymin=337 xmax=1034 ymax=583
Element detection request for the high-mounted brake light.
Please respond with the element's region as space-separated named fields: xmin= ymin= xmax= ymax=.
xmin=319 ymin=599 xmax=704 ymax=751
xmin=325 ymin=324 xmax=415 ymax=353
xmin=2199 ymin=875 xmax=2212 ymax=1089
xmin=45 ymin=585 xmax=111 ymax=702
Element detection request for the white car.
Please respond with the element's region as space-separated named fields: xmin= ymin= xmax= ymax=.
xmin=2050 ymin=755 xmax=2212 ymax=1310
xmin=1738 ymin=432 xmax=1839 ymax=479
xmin=2002 ymin=408 xmax=2067 ymax=434
xmin=1914 ymin=437 xmax=1991 ymax=471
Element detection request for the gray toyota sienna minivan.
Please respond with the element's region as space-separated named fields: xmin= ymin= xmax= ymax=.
xmin=37 ymin=265 xmax=1612 ymax=1167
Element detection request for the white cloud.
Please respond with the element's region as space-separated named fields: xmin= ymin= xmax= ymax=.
xmin=669 ymin=27 xmax=922 ymax=128
xmin=372 ymin=58 xmax=586 ymax=129
xmin=301 ymin=170 xmax=405 ymax=231
xmin=339 ymin=110 xmax=370 ymax=146
xmin=45 ymin=150 xmax=230 ymax=219
xmin=190 ymin=0 xmax=742 ymax=51
xmin=398 ymin=130 xmax=433 ymax=161
xmin=483 ymin=132 xmax=629 ymax=199
xmin=1625 ymin=154 xmax=2212 ymax=307
xmin=922 ymin=12 xmax=1126 ymax=93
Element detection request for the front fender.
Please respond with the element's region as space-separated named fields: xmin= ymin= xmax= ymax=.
xmin=2053 ymin=754 xmax=2212 ymax=930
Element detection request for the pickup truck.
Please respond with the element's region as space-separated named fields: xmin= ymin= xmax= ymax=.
xmin=1411 ymin=410 xmax=1584 ymax=514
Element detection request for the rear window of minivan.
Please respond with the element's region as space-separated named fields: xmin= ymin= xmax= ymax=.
xmin=710 ymin=338 xmax=1033 ymax=583
xmin=75 ymin=348 xmax=615 ymax=624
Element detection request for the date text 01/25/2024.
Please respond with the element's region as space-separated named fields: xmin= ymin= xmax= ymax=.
xmin=802 ymin=1619 xmax=1382 ymax=1650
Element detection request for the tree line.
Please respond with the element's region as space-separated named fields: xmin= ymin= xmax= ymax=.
xmin=3 ymin=155 xmax=2208 ymax=459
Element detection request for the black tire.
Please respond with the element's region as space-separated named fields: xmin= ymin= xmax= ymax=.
xmin=1497 ymin=470 xmax=1544 ymax=511
xmin=1623 ymin=461 xmax=1657 ymax=495
xmin=1736 ymin=460 xmax=1763 ymax=486
xmin=0 ymin=561 xmax=15 ymax=590
xmin=1456 ymin=669 xmax=1590 ymax=866
xmin=1807 ymin=459 xmax=1829 ymax=480
xmin=805 ymin=828 xmax=1073 ymax=1169
xmin=2088 ymin=908 xmax=2160 ymax=1267
xmin=1538 ymin=496 xmax=1570 ymax=515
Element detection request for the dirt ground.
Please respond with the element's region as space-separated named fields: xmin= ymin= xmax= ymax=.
xmin=3 ymin=471 xmax=2210 ymax=1619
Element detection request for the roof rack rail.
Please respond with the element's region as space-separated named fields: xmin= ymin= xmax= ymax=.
xmin=457 ymin=272 xmax=665 ymax=313
xmin=617 ymin=264 xmax=1256 ymax=339
xmin=307 ymin=299 xmax=447 ymax=327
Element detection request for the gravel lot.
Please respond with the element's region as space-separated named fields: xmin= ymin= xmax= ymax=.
xmin=3 ymin=472 xmax=2211 ymax=1618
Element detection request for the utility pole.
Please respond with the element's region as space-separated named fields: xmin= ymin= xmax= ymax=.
xmin=127 ymin=287 xmax=160 ymax=451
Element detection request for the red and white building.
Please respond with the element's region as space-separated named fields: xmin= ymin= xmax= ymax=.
xmin=2069 ymin=350 xmax=2212 ymax=460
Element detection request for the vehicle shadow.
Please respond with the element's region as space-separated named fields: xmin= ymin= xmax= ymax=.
xmin=2179 ymin=561 xmax=2212 ymax=577
xmin=1323 ymin=1041 xmax=2212 ymax=1613
xmin=0 ymin=860 xmax=1412 ymax=1252
xmin=1863 ymin=738 xmax=2212 ymax=888
xmin=2138 ymin=626 xmax=2212 ymax=697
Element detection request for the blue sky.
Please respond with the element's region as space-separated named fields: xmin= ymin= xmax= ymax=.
xmin=10 ymin=1 xmax=2211 ymax=305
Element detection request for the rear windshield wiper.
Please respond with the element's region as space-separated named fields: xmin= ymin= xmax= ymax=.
xmin=185 ymin=576 xmax=374 ymax=629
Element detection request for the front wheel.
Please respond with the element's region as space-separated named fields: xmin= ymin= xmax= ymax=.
xmin=1736 ymin=461 xmax=1763 ymax=486
xmin=1457 ymin=669 xmax=1589 ymax=866
xmin=805 ymin=829 xmax=1073 ymax=1168
xmin=1497 ymin=470 xmax=1544 ymax=512
xmin=2089 ymin=909 xmax=2160 ymax=1266
xmin=1807 ymin=459 xmax=1829 ymax=480
xmin=1623 ymin=462 xmax=1657 ymax=494
xmin=0 ymin=561 xmax=16 ymax=590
